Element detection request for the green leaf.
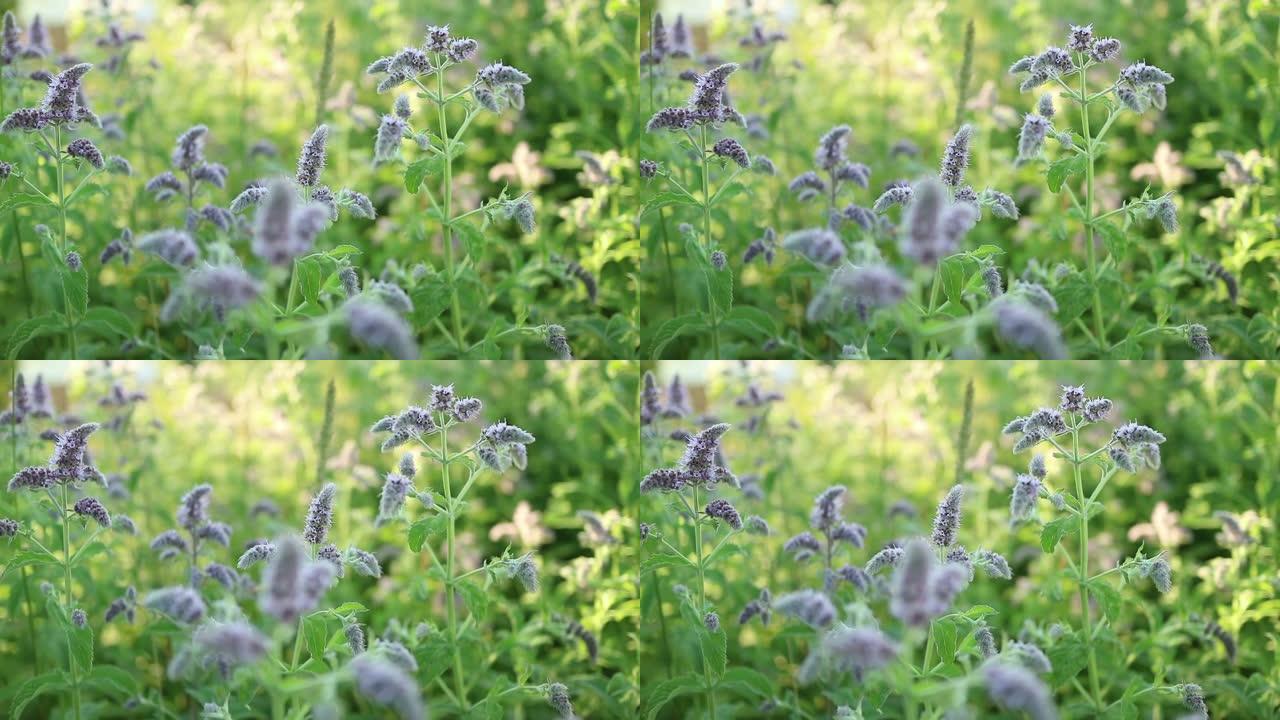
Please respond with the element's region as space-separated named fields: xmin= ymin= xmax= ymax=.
xmin=685 ymin=237 xmax=732 ymax=316
xmin=1089 ymin=579 xmax=1123 ymax=621
xmin=646 ymin=313 xmax=705 ymax=359
xmin=407 ymin=514 xmax=447 ymax=552
xmin=1040 ymin=516 xmax=1077 ymax=553
xmin=640 ymin=191 xmax=699 ymax=217
xmin=46 ymin=594 xmax=92 ymax=672
xmin=0 ymin=192 xmax=55 ymax=214
xmin=716 ymin=666 xmax=773 ymax=700
xmin=1052 ymin=271 xmax=1093 ymax=325
xmin=62 ymin=181 xmax=108 ymax=210
xmin=939 ymin=255 xmax=967 ymax=308
xmin=302 ymin=613 xmax=331 ymax=662
xmin=410 ymin=275 xmax=451 ymax=328
xmin=719 ymin=306 xmax=775 ymax=339
xmin=932 ymin=618 xmax=958 ymax=667
xmin=404 ymin=157 xmax=443 ymax=193
xmin=450 ymin=220 xmax=486 ymax=258
xmin=1093 ymin=220 xmax=1128 ymax=261
xmin=326 ymin=244 xmax=362 ymax=258
xmin=1046 ymin=155 xmax=1085 ymax=193
xmin=79 ymin=307 xmax=134 ymax=340
xmin=640 ymin=552 xmax=694 ymax=575
xmin=1047 ymin=634 xmax=1090 ymax=686
xmin=4 ymin=313 xmax=64 ymax=359
xmin=970 ymin=244 xmax=1005 ymax=258
xmin=332 ymin=602 xmax=367 ymax=615
xmin=295 ymin=257 xmax=323 ymax=308
xmin=10 ymin=671 xmax=67 ymax=720
xmin=61 ymin=268 xmax=88 ymax=322
xmin=456 ymin=580 xmax=489 ymax=622
xmin=699 ymin=628 xmax=727 ymax=679
xmin=643 ymin=675 xmax=704 ymax=720
xmin=81 ymin=665 xmax=138 ymax=697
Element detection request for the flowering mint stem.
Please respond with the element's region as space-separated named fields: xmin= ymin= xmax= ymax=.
xmin=1071 ymin=422 xmax=1104 ymax=709
xmin=439 ymin=423 xmax=468 ymax=710
xmin=58 ymin=484 xmax=83 ymax=720
xmin=698 ymin=125 xmax=721 ymax=360
xmin=1079 ymin=65 xmax=1106 ymax=349
xmin=436 ymin=60 xmax=465 ymax=353
xmin=691 ymin=483 xmax=718 ymax=718
xmin=52 ymin=126 xmax=78 ymax=359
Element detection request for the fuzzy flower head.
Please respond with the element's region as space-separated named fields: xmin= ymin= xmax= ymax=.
xmin=930 ymin=484 xmax=964 ymax=547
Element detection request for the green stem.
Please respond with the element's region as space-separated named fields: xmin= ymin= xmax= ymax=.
xmin=1079 ymin=66 xmax=1106 ymax=349
xmin=698 ymin=126 xmax=721 ymax=360
xmin=285 ymin=259 xmax=300 ymax=315
xmin=436 ymin=62 xmax=465 ymax=352
xmin=53 ymin=126 xmax=77 ymax=360
xmin=440 ymin=426 xmax=468 ymax=710
xmin=59 ymin=485 xmax=82 ymax=720
xmin=1072 ymin=424 xmax=1104 ymax=708
xmin=691 ymin=484 xmax=718 ymax=719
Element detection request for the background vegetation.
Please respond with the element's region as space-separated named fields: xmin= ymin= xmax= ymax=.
xmin=0 ymin=0 xmax=638 ymax=359
xmin=639 ymin=360 xmax=1279 ymax=717
xmin=638 ymin=0 xmax=1279 ymax=359
xmin=0 ymin=359 xmax=640 ymax=717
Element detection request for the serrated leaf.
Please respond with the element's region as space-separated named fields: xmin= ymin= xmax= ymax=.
xmin=79 ymin=307 xmax=134 ymax=340
xmin=326 ymin=244 xmax=362 ymax=258
xmin=404 ymin=157 xmax=443 ymax=194
xmin=10 ymin=671 xmax=66 ymax=720
xmin=295 ymin=257 xmax=323 ymax=309
xmin=644 ymin=675 xmax=704 ymax=720
xmin=1093 ymin=220 xmax=1128 ymax=261
xmin=5 ymin=313 xmax=64 ymax=359
xmin=939 ymin=255 xmax=967 ymax=308
xmin=646 ymin=313 xmax=705 ymax=359
xmin=640 ymin=191 xmax=699 ymax=217
xmin=640 ymin=552 xmax=695 ymax=575
xmin=932 ymin=618 xmax=958 ymax=667
xmin=302 ymin=613 xmax=331 ymax=663
xmin=0 ymin=192 xmax=55 ymax=214
xmin=456 ymin=580 xmax=488 ymax=622
xmin=716 ymin=666 xmax=772 ymax=699
xmin=407 ymin=515 xmax=447 ymax=552
xmin=719 ymin=306 xmax=775 ymax=339
xmin=1089 ymin=579 xmax=1123 ymax=621
xmin=700 ymin=627 xmax=726 ymax=679
xmin=1053 ymin=271 xmax=1093 ymax=325
xmin=450 ymin=220 xmax=486 ymax=258
xmin=1040 ymin=516 xmax=1077 ymax=553
xmin=1046 ymin=155 xmax=1085 ymax=193
xmin=61 ymin=268 xmax=88 ymax=322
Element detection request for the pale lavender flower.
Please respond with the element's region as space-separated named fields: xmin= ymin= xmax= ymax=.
xmin=193 ymin=621 xmax=270 ymax=667
xmin=824 ymin=627 xmax=898 ymax=680
xmin=984 ymin=662 xmax=1057 ymax=720
xmin=350 ymin=655 xmax=425 ymax=720
xmin=345 ymin=298 xmax=418 ymax=359
xmin=138 ymin=229 xmax=199 ymax=268
xmin=66 ymin=138 xmax=104 ymax=169
xmin=145 ymin=586 xmax=206 ymax=624
xmin=705 ymin=498 xmax=743 ymax=530
xmin=547 ymin=682 xmax=574 ymax=719
xmin=940 ymin=125 xmax=973 ymax=187
xmin=302 ymin=483 xmax=337 ymax=545
xmin=774 ymin=589 xmax=835 ymax=629
xmin=931 ymin=485 xmax=964 ymax=547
